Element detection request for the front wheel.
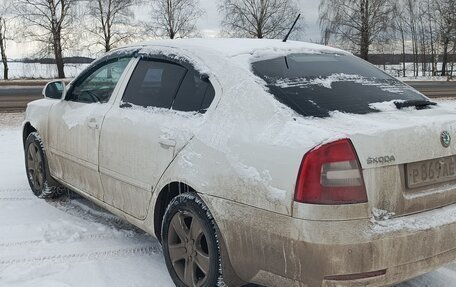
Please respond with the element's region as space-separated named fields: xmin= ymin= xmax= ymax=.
xmin=25 ymin=132 xmax=63 ymax=198
xmin=162 ymin=193 xmax=222 ymax=287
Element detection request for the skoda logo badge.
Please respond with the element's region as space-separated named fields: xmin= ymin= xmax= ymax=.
xmin=441 ymin=131 xmax=451 ymax=148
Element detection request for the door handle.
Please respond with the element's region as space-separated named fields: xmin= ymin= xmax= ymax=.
xmin=87 ymin=118 xmax=99 ymax=129
xmin=159 ymin=138 xmax=176 ymax=149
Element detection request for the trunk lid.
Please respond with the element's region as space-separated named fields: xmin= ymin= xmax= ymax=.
xmin=347 ymin=106 xmax=456 ymax=217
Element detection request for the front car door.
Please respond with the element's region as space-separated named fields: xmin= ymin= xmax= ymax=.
xmin=99 ymin=54 xmax=215 ymax=219
xmin=47 ymin=57 xmax=132 ymax=199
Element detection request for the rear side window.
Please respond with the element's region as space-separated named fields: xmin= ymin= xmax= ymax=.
xmin=122 ymin=59 xmax=186 ymax=108
xmin=252 ymin=54 xmax=427 ymax=118
xmin=122 ymin=58 xmax=215 ymax=112
xmin=172 ymin=71 xmax=215 ymax=113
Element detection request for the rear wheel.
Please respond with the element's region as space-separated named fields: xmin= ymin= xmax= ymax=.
xmin=162 ymin=193 xmax=222 ymax=287
xmin=25 ymin=132 xmax=63 ymax=199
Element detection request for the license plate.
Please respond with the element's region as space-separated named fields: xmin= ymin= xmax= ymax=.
xmin=406 ymin=156 xmax=456 ymax=188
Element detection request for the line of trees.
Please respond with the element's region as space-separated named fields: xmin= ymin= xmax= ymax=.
xmin=0 ymin=0 xmax=302 ymax=79
xmin=1 ymin=0 xmax=455 ymax=80
xmin=320 ymin=0 xmax=456 ymax=77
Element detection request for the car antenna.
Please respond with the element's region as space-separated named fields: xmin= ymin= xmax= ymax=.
xmin=283 ymin=14 xmax=301 ymax=43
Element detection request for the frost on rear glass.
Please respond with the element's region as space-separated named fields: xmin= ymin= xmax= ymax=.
xmin=252 ymin=53 xmax=427 ymax=118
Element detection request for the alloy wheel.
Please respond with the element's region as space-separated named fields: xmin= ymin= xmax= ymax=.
xmin=167 ymin=211 xmax=211 ymax=287
xmin=27 ymin=142 xmax=44 ymax=190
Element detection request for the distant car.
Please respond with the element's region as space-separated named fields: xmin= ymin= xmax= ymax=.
xmin=23 ymin=38 xmax=456 ymax=287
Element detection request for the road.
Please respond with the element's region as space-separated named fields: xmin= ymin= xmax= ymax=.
xmin=0 ymin=87 xmax=43 ymax=112
xmin=0 ymin=86 xmax=43 ymax=112
xmin=0 ymin=81 xmax=455 ymax=112
xmin=0 ymin=80 xmax=63 ymax=112
xmin=406 ymin=81 xmax=456 ymax=98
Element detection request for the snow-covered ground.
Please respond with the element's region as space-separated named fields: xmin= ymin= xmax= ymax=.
xmin=378 ymin=62 xmax=454 ymax=82
xmin=0 ymin=111 xmax=455 ymax=286
xmin=0 ymin=113 xmax=173 ymax=286
xmin=0 ymin=63 xmax=89 ymax=80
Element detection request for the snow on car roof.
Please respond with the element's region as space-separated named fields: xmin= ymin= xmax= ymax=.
xmin=111 ymin=38 xmax=352 ymax=78
xmin=123 ymin=38 xmax=348 ymax=59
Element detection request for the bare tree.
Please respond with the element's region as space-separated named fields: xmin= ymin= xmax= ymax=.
xmin=403 ymin=0 xmax=419 ymax=76
xmin=219 ymin=0 xmax=302 ymax=39
xmin=0 ymin=18 xmax=8 ymax=80
xmin=320 ymin=0 xmax=394 ymax=60
xmin=15 ymin=0 xmax=77 ymax=78
xmin=88 ymin=0 xmax=136 ymax=52
xmin=394 ymin=0 xmax=422 ymax=77
xmin=423 ymin=0 xmax=438 ymax=76
xmin=415 ymin=0 xmax=439 ymax=76
xmin=0 ymin=0 xmax=11 ymax=80
xmin=434 ymin=0 xmax=456 ymax=76
xmin=321 ymin=27 xmax=331 ymax=46
xmin=148 ymin=0 xmax=204 ymax=39
xmin=392 ymin=2 xmax=407 ymax=77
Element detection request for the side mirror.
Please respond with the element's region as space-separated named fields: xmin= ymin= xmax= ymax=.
xmin=43 ymin=80 xmax=65 ymax=100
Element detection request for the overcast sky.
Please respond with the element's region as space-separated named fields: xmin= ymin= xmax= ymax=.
xmin=8 ymin=0 xmax=322 ymax=59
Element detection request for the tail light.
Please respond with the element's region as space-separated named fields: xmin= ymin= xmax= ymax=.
xmin=295 ymin=139 xmax=367 ymax=205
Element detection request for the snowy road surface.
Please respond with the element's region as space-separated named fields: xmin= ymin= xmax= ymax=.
xmin=0 ymin=112 xmax=455 ymax=287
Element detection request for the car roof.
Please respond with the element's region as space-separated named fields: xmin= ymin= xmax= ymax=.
xmin=119 ymin=38 xmax=349 ymax=59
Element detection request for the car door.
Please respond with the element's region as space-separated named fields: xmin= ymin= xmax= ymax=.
xmin=99 ymin=56 xmax=215 ymax=219
xmin=47 ymin=57 xmax=132 ymax=199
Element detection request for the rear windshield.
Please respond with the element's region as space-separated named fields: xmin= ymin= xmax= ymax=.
xmin=252 ymin=53 xmax=427 ymax=118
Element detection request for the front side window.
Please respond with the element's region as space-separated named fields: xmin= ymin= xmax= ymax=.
xmin=68 ymin=57 xmax=130 ymax=103
xmin=252 ymin=53 xmax=428 ymax=118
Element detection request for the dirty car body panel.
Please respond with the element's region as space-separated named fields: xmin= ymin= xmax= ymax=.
xmin=23 ymin=39 xmax=456 ymax=287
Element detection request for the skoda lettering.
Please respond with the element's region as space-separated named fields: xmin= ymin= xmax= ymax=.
xmin=367 ymin=155 xmax=396 ymax=165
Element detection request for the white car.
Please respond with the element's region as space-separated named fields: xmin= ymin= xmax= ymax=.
xmin=23 ymin=39 xmax=456 ymax=287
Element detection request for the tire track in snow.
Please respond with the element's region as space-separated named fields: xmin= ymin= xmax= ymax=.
xmin=0 ymin=239 xmax=42 ymax=248
xmin=0 ymin=197 xmax=34 ymax=201
xmin=0 ymin=187 xmax=35 ymax=200
xmin=0 ymin=231 xmax=139 ymax=248
xmin=0 ymin=187 xmax=31 ymax=193
xmin=0 ymin=245 xmax=160 ymax=266
xmin=47 ymin=197 xmax=141 ymax=233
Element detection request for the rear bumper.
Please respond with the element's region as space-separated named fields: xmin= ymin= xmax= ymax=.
xmin=323 ymin=246 xmax=456 ymax=287
xmin=202 ymin=195 xmax=456 ymax=287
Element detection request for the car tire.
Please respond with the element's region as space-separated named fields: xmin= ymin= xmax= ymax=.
xmin=162 ymin=193 xmax=223 ymax=287
xmin=25 ymin=132 xmax=63 ymax=199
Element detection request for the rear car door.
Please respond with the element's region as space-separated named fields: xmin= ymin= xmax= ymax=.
xmin=47 ymin=57 xmax=131 ymax=199
xmin=99 ymin=55 xmax=215 ymax=219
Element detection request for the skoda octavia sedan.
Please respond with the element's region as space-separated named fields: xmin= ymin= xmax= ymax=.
xmin=23 ymin=39 xmax=456 ymax=287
